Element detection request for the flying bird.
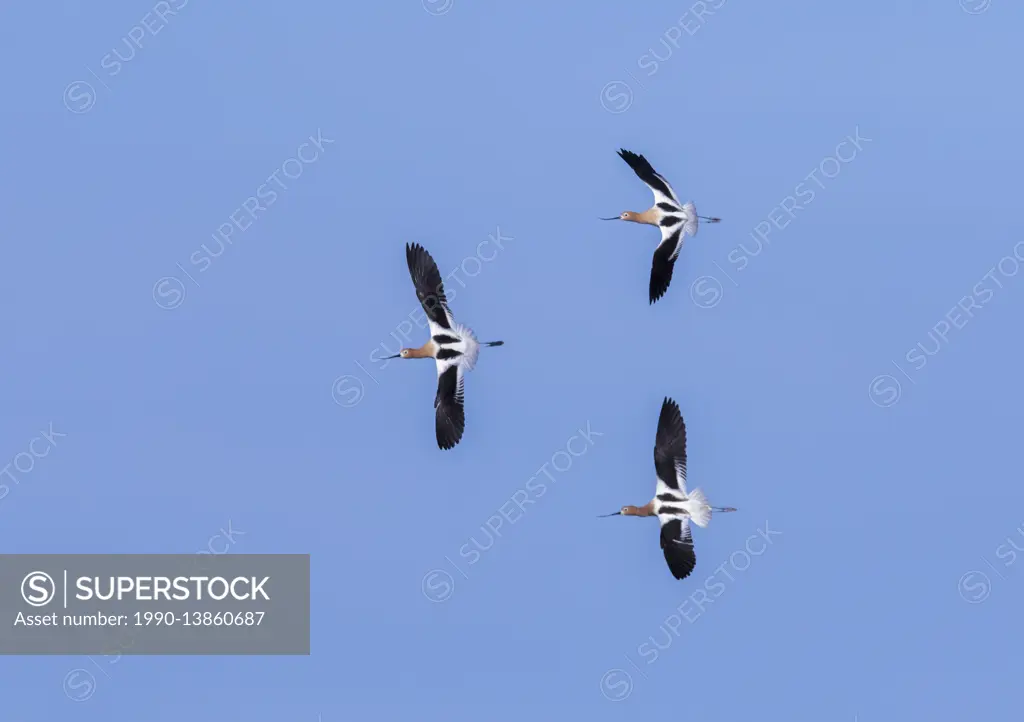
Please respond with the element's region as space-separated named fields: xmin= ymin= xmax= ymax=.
xmin=602 ymin=149 xmax=721 ymax=304
xmin=384 ymin=243 xmax=504 ymax=450
xmin=600 ymin=397 xmax=736 ymax=580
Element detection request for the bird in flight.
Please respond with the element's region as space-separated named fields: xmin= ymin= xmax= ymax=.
xmin=600 ymin=397 xmax=736 ymax=580
xmin=383 ymin=243 xmax=504 ymax=450
xmin=602 ymin=149 xmax=721 ymax=304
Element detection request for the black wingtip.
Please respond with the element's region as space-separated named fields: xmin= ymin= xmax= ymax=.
xmin=407 ymin=242 xmax=439 ymax=273
xmin=436 ymin=428 xmax=463 ymax=451
xmin=659 ymin=397 xmax=683 ymax=426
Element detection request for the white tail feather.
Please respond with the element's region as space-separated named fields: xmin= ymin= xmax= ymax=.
xmin=685 ymin=487 xmax=711 ymax=527
xmin=452 ymin=322 xmax=480 ymax=370
xmin=682 ymin=201 xmax=698 ymax=237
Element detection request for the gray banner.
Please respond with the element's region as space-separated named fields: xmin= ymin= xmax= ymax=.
xmin=0 ymin=554 xmax=309 ymax=655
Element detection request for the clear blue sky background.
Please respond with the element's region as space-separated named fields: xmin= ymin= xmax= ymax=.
xmin=2 ymin=0 xmax=1023 ymax=719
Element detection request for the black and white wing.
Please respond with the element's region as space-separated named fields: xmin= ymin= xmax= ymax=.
xmin=617 ymin=149 xmax=681 ymax=208
xmin=654 ymin=397 xmax=696 ymax=579
xmin=434 ymin=363 xmax=465 ymax=451
xmin=653 ymin=397 xmax=688 ymax=497
xmin=659 ymin=517 xmax=696 ymax=580
xmin=406 ymin=243 xmax=455 ymax=334
xmin=649 ymin=226 xmax=684 ymax=305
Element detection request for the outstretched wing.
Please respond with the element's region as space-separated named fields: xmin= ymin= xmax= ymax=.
xmin=653 ymin=397 xmax=687 ymax=495
xmin=434 ymin=363 xmax=465 ymax=450
xmin=406 ymin=243 xmax=454 ymax=332
xmin=649 ymin=227 xmax=683 ymax=305
xmin=659 ymin=517 xmax=696 ymax=580
xmin=617 ymin=149 xmax=680 ymax=207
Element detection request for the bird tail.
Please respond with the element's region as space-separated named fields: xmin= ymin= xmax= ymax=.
xmin=451 ymin=323 xmax=481 ymax=370
xmin=685 ymin=488 xmax=712 ymax=528
xmin=682 ymin=201 xmax=699 ymax=237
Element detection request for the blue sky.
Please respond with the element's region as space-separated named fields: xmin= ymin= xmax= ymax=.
xmin=2 ymin=0 xmax=1023 ymax=719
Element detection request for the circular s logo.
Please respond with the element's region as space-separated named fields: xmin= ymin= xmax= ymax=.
xmin=21 ymin=571 xmax=56 ymax=607
xmin=152 ymin=276 xmax=186 ymax=310
xmin=868 ymin=374 xmax=901 ymax=408
xmin=958 ymin=571 xmax=991 ymax=604
xmin=332 ymin=375 xmax=364 ymax=408
xmin=960 ymin=0 xmax=991 ymax=14
xmin=599 ymin=669 xmax=633 ymax=701
xmin=63 ymin=81 xmax=96 ymax=114
xmin=422 ymin=0 xmax=453 ymax=15
xmin=421 ymin=569 xmax=454 ymax=603
xmin=599 ymin=81 xmax=633 ymax=114
xmin=63 ymin=669 xmax=97 ymax=702
xmin=690 ymin=275 xmax=724 ymax=309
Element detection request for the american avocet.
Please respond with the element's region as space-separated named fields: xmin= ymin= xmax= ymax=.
xmin=601 ymin=149 xmax=721 ymax=304
xmin=600 ymin=398 xmax=736 ymax=580
xmin=383 ymin=243 xmax=504 ymax=451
